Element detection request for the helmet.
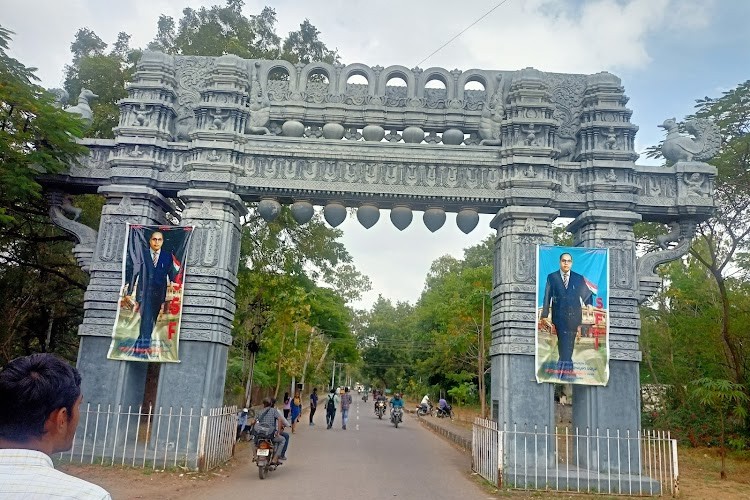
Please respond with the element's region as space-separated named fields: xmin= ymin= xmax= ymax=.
xmin=242 ymin=408 xmax=248 ymax=413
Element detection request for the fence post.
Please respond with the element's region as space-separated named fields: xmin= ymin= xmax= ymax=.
xmin=671 ymin=438 xmax=679 ymax=496
xmin=497 ymin=428 xmax=503 ymax=488
xmin=197 ymin=413 xmax=208 ymax=472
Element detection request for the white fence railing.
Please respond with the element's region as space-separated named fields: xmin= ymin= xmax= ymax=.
xmin=57 ymin=404 xmax=237 ymax=472
xmin=472 ymin=418 xmax=679 ymax=496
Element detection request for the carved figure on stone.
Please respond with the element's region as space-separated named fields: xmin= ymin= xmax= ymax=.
xmin=245 ymin=64 xmax=271 ymax=135
xmin=656 ymin=221 xmax=680 ymax=249
xmin=478 ymin=106 xmax=503 ymax=145
xmin=61 ymin=195 xmax=82 ymax=221
xmin=602 ymin=126 xmax=618 ymax=150
xmin=521 ymin=123 xmax=538 ymax=146
xmin=132 ymin=103 xmax=153 ymax=127
xmin=209 ymin=108 xmax=227 ymax=130
xmin=684 ymin=172 xmax=708 ymax=196
xmin=65 ymin=88 xmax=98 ymax=127
xmin=523 ymin=165 xmax=537 ymax=178
xmin=557 ymin=136 xmax=576 ymax=160
xmin=605 ymin=169 xmax=617 ymax=182
xmin=659 ymin=118 xmax=721 ymax=162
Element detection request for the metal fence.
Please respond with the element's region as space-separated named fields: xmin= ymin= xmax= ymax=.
xmin=472 ymin=417 xmax=679 ymax=496
xmin=57 ymin=404 xmax=237 ymax=472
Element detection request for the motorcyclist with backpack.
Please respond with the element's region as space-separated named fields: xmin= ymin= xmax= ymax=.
xmin=325 ymin=388 xmax=339 ymax=430
xmin=252 ymin=397 xmax=285 ymax=466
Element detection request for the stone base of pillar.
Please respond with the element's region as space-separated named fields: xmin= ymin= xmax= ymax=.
xmin=156 ymin=341 xmax=229 ymax=410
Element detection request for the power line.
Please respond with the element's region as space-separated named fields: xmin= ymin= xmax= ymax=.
xmin=415 ymin=0 xmax=512 ymax=68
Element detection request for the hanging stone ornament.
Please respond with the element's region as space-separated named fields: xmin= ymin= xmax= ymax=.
xmin=356 ymin=204 xmax=380 ymax=229
xmin=290 ymin=200 xmax=314 ymax=225
xmin=281 ymin=120 xmax=305 ymax=137
xmin=423 ymin=207 xmax=446 ymax=232
xmin=442 ymin=128 xmax=464 ymax=145
xmin=362 ymin=125 xmax=385 ymax=142
xmin=456 ymin=208 xmax=480 ymax=234
xmin=323 ymin=202 xmax=347 ymax=227
xmin=322 ymin=122 xmax=345 ymax=140
xmin=390 ymin=205 xmax=413 ymax=231
xmin=401 ymin=126 xmax=425 ymax=144
xmin=258 ymin=198 xmax=282 ymax=222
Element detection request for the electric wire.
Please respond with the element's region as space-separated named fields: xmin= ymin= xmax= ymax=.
xmin=414 ymin=0 xmax=513 ymax=68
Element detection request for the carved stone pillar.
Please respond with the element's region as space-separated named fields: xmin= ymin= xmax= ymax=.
xmin=490 ymin=206 xmax=558 ymax=466
xmin=155 ymin=189 xmax=246 ymax=410
xmin=76 ymin=185 xmax=173 ymax=408
xmin=567 ymin=209 xmax=642 ymax=472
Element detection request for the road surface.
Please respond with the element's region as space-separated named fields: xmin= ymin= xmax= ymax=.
xmin=187 ymin=398 xmax=491 ymax=499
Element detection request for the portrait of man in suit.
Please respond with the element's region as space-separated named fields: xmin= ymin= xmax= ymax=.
xmin=123 ymin=231 xmax=178 ymax=354
xmin=109 ymin=225 xmax=193 ymax=362
xmin=540 ymin=252 xmax=594 ymax=380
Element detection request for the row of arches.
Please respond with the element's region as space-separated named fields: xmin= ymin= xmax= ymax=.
xmin=256 ymin=60 xmax=502 ymax=99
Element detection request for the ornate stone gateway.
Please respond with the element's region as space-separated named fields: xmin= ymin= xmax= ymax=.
xmin=48 ymin=52 xmax=716 ymax=478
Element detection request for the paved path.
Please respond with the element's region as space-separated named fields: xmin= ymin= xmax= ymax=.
xmin=186 ymin=398 xmax=491 ymax=500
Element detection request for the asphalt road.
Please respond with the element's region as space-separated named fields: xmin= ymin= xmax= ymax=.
xmin=187 ymin=398 xmax=491 ymax=500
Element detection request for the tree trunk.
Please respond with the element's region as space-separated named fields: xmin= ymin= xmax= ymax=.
xmin=273 ymin=331 xmax=286 ymax=400
xmin=714 ymin=271 xmax=742 ymax=385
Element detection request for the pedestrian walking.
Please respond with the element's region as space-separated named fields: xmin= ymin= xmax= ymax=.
xmin=340 ymin=386 xmax=353 ymax=430
xmin=325 ymin=388 xmax=339 ymax=429
xmin=309 ymin=388 xmax=318 ymax=426
xmin=290 ymin=390 xmax=302 ymax=433
xmin=282 ymin=392 xmax=291 ymax=420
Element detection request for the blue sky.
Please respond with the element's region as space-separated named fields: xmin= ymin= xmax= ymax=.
xmin=3 ymin=0 xmax=745 ymax=308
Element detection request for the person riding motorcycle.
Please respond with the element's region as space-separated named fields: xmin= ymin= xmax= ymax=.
xmin=389 ymin=393 xmax=404 ymax=416
xmin=374 ymin=391 xmax=387 ymax=413
xmin=437 ymin=397 xmax=451 ymax=417
xmin=419 ymin=394 xmax=431 ymax=413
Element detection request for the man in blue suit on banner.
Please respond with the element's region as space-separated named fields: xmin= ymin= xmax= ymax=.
xmin=540 ymin=252 xmax=593 ymax=380
xmin=124 ymin=230 xmax=179 ymax=355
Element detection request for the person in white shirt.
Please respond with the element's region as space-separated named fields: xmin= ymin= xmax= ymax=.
xmin=420 ymin=394 xmax=431 ymax=413
xmin=0 ymin=353 xmax=111 ymax=500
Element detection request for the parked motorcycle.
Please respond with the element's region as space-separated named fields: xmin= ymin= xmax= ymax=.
xmin=375 ymin=400 xmax=386 ymax=419
xmin=435 ymin=404 xmax=453 ymax=419
xmin=390 ymin=406 xmax=404 ymax=428
xmin=416 ymin=402 xmax=432 ymax=417
xmin=254 ymin=436 xmax=280 ymax=479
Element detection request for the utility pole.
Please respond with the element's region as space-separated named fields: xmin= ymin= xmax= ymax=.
xmin=290 ymin=325 xmax=299 ymax=398
xmin=300 ymin=327 xmax=315 ymax=390
xmin=479 ymin=291 xmax=487 ymax=418
xmin=330 ymin=360 xmax=336 ymax=390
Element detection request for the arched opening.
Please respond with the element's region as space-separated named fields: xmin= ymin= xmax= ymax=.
xmin=385 ymin=75 xmax=408 ymax=106
xmin=306 ymin=69 xmax=330 ymax=103
xmin=268 ymin=67 xmax=290 ymax=81
xmin=424 ymin=77 xmax=447 ymax=108
xmin=346 ymin=73 xmax=370 ymax=105
xmin=463 ymin=78 xmax=487 ymax=111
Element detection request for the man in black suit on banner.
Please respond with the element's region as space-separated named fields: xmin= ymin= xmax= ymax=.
xmin=540 ymin=252 xmax=593 ymax=379
xmin=124 ymin=230 xmax=178 ymax=355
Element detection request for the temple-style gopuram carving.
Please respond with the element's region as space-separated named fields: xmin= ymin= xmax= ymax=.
xmin=46 ymin=52 xmax=716 ymax=489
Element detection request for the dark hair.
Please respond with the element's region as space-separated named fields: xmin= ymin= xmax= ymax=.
xmin=560 ymin=253 xmax=573 ymax=261
xmin=0 ymin=353 xmax=81 ymax=442
xmin=262 ymin=396 xmax=273 ymax=407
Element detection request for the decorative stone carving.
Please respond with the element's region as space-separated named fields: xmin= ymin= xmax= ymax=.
xmin=245 ymin=62 xmax=271 ymax=135
xmin=357 ymin=204 xmax=380 ymax=229
xmin=47 ymin=193 xmax=98 ymax=272
xmin=323 ymin=202 xmax=346 ymax=227
xmin=636 ymin=219 xmax=698 ymax=303
xmin=390 ymin=205 xmax=413 ymax=230
xmin=423 ymin=207 xmax=446 ymax=232
xmin=64 ymin=88 xmax=98 ymax=127
xmin=659 ymin=118 xmax=720 ymax=163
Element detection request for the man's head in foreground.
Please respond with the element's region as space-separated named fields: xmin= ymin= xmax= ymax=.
xmin=0 ymin=353 xmax=82 ymax=455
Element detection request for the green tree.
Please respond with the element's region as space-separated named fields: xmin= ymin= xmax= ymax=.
xmin=282 ymin=19 xmax=338 ymax=65
xmin=691 ymin=378 xmax=749 ymax=479
xmin=0 ymin=26 xmax=92 ymax=363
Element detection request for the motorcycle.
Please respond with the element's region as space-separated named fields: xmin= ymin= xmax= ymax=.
xmin=375 ymin=400 xmax=386 ymax=419
xmin=435 ymin=404 xmax=454 ymax=419
xmin=390 ymin=406 xmax=404 ymax=428
xmin=362 ymin=393 xmax=368 ymax=402
xmin=416 ymin=402 xmax=432 ymax=417
xmin=254 ymin=436 xmax=280 ymax=479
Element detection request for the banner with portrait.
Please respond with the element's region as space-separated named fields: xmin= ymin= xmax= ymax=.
xmin=107 ymin=224 xmax=194 ymax=362
xmin=535 ymin=245 xmax=609 ymax=385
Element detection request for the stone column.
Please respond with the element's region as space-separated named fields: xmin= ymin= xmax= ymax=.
xmin=490 ymin=206 xmax=558 ymax=468
xmin=567 ymin=209 xmax=642 ymax=472
xmin=155 ymin=189 xmax=246 ymax=410
xmin=76 ymin=185 xmax=173 ymax=409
